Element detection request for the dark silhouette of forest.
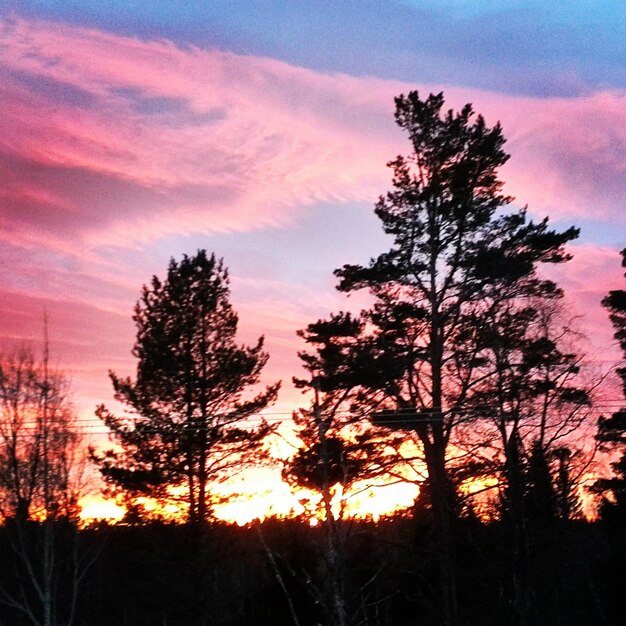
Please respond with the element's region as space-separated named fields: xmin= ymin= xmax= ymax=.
xmin=1 ymin=92 xmax=625 ymax=625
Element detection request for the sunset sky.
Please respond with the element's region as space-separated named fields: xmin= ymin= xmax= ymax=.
xmin=1 ymin=2 xmax=625 ymax=520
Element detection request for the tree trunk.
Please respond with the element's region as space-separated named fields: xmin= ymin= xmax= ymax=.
xmin=427 ymin=254 xmax=458 ymax=626
xmin=315 ymin=389 xmax=347 ymax=626
xmin=423 ymin=437 xmax=457 ymax=626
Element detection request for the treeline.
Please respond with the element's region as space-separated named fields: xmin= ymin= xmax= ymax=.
xmin=0 ymin=514 xmax=624 ymax=625
xmin=0 ymin=91 xmax=625 ymax=625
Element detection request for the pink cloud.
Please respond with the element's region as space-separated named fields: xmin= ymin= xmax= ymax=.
xmin=544 ymin=244 xmax=624 ymax=362
xmin=436 ymin=87 xmax=626 ymax=220
xmin=1 ymin=15 xmax=625 ymax=257
xmin=0 ymin=288 xmax=135 ymax=416
xmin=0 ymin=16 xmax=404 ymax=250
xmin=0 ymin=14 xmax=625 ymax=439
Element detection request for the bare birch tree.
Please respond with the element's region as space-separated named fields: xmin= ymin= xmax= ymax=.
xmin=0 ymin=342 xmax=89 ymax=626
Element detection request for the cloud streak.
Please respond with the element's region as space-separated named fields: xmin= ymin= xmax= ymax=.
xmin=0 ymin=16 xmax=403 ymax=250
xmin=2 ymin=15 xmax=626 ymax=252
xmin=0 ymin=15 xmax=624 ymax=429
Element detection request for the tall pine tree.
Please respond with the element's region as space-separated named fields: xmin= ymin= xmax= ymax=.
xmin=317 ymin=91 xmax=578 ymax=624
xmin=93 ymin=251 xmax=280 ymax=523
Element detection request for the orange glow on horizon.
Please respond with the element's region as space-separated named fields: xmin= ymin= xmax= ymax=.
xmin=80 ymin=495 xmax=124 ymax=522
xmin=79 ymin=425 xmax=425 ymax=525
xmin=77 ymin=458 xmax=421 ymax=526
xmin=77 ymin=430 xmax=599 ymax=525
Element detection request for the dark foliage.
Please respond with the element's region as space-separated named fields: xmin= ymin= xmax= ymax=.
xmin=0 ymin=516 xmax=619 ymax=626
xmin=300 ymin=91 xmax=578 ymax=624
xmin=596 ymin=248 xmax=626 ymax=523
xmin=92 ymin=251 xmax=280 ymax=523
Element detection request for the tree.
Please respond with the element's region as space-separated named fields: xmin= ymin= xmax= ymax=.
xmin=318 ymin=91 xmax=578 ymax=624
xmin=283 ymin=391 xmax=353 ymax=626
xmin=468 ymin=300 xmax=594 ymax=523
xmin=595 ymin=248 xmax=626 ymax=522
xmin=286 ymin=314 xmax=395 ymax=504
xmin=93 ymin=251 xmax=280 ymax=524
xmin=281 ymin=315 xmax=399 ymax=626
xmin=0 ymin=342 xmax=89 ymax=626
xmin=0 ymin=347 xmax=83 ymax=522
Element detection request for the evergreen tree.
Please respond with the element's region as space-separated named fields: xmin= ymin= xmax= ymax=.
xmin=595 ymin=248 xmax=626 ymax=522
xmin=316 ymin=91 xmax=577 ymax=624
xmin=525 ymin=440 xmax=557 ymax=522
xmin=553 ymin=445 xmax=582 ymax=521
xmin=93 ymin=251 xmax=280 ymax=523
xmin=285 ymin=313 xmax=394 ymax=503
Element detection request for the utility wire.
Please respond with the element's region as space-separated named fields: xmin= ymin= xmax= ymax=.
xmin=6 ymin=409 xmax=624 ymax=440
xmin=3 ymin=401 xmax=624 ymax=428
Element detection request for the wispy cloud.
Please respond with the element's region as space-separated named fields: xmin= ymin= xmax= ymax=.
xmin=0 ymin=16 xmax=402 ymax=251
xmin=2 ymin=15 xmax=625 ymax=253
xmin=0 ymin=15 xmax=624 ymax=418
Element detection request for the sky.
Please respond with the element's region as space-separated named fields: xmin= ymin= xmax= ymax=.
xmin=1 ymin=1 xmax=625 ymax=520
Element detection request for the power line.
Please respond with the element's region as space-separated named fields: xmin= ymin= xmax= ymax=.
xmin=4 ymin=415 xmax=623 ymax=439
xmin=3 ymin=401 xmax=626 ymax=427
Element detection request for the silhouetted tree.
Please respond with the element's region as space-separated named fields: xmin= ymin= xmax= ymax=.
xmin=0 ymin=340 xmax=89 ymax=626
xmin=281 ymin=316 xmax=399 ymax=625
xmin=283 ymin=391 xmax=352 ymax=626
xmin=468 ymin=300 xmax=594 ymax=523
xmin=0 ymin=348 xmax=83 ymax=522
xmin=553 ymin=445 xmax=582 ymax=521
xmin=286 ymin=314 xmax=394 ymax=504
xmin=93 ymin=251 xmax=280 ymax=523
xmin=525 ymin=440 xmax=557 ymax=521
xmin=595 ymin=248 xmax=626 ymax=522
xmin=451 ymin=238 xmax=591 ymax=626
xmin=318 ymin=91 xmax=578 ymax=624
